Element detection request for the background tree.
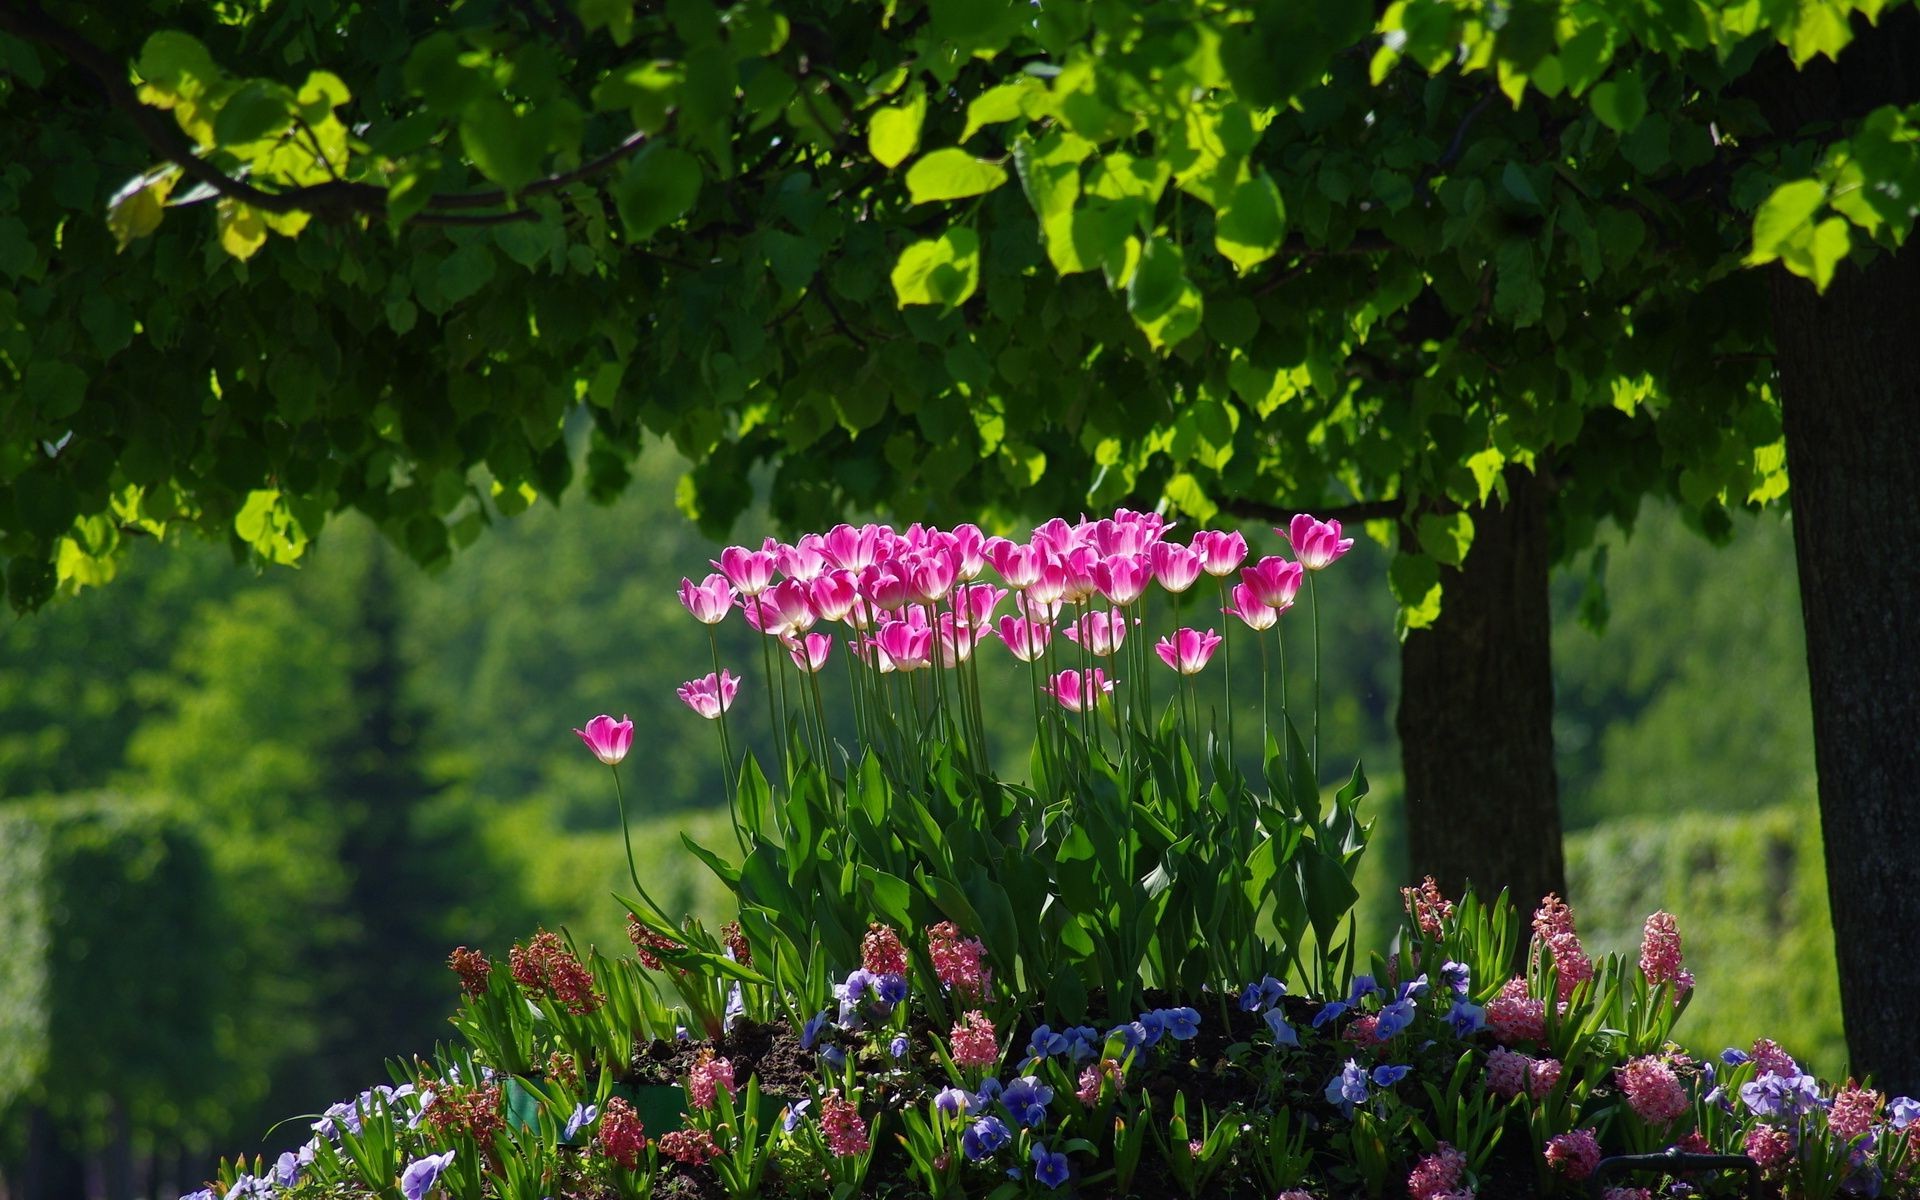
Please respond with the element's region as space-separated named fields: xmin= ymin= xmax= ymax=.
xmin=0 ymin=0 xmax=1915 ymax=1084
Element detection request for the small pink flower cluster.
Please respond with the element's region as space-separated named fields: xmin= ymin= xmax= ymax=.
xmin=508 ymin=931 xmax=602 ymax=1015
xmin=1076 ymin=1058 xmax=1123 ymax=1106
xmin=1343 ymin=1014 xmax=1382 ymax=1049
xmin=596 ymin=1097 xmax=648 ymax=1170
xmin=1544 ymin=1128 xmax=1601 ymax=1180
xmin=1532 ymin=893 xmax=1593 ymax=1002
xmin=1750 ymin=1037 xmax=1799 ymax=1078
xmin=950 ymin=1010 xmax=999 ymax=1068
xmin=1829 ymin=1082 xmax=1884 ymax=1141
xmin=1638 ymin=911 xmax=1694 ymax=993
xmin=1615 ymin=1054 xmax=1690 ymax=1125
xmin=1407 ymin=1142 xmax=1472 ymax=1200
xmin=820 ymin=1090 xmax=869 ymax=1157
xmin=1744 ymin=1124 xmax=1794 ymax=1170
xmin=861 ymin=923 xmax=908 ymax=976
xmin=658 ymin=1128 xmax=721 ymax=1165
xmin=1485 ymin=1046 xmax=1561 ymax=1100
xmin=1602 ymin=1190 xmax=1654 ymax=1200
xmin=1486 ymin=977 xmax=1545 ymax=1045
xmin=928 ymin=921 xmax=989 ymax=999
xmin=687 ymin=1051 xmax=736 ymax=1111
xmin=1402 ymin=875 xmax=1454 ymax=939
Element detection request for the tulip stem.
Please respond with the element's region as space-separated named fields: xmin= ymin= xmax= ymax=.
xmin=1217 ymin=579 xmax=1234 ymax=767
xmin=1308 ymin=572 xmax=1321 ymax=783
xmin=610 ymin=765 xmax=673 ymax=927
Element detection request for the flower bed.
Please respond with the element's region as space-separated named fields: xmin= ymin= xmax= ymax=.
xmin=198 ymin=511 xmax=1916 ymax=1199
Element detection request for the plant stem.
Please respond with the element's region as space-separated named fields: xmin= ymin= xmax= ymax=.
xmin=611 ymin=766 xmax=673 ymax=926
xmin=1308 ymin=573 xmax=1321 ymax=782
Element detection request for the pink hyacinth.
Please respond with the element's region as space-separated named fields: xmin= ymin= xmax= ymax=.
xmin=1486 ymin=977 xmax=1545 ymax=1045
xmin=1403 ymin=876 xmax=1454 ymax=939
xmin=687 ymin=1053 xmax=736 ymax=1110
xmin=950 ymin=1011 xmax=999 ymax=1068
xmin=1222 ymin=582 xmax=1278 ymax=631
xmin=677 ymin=671 xmax=740 ymax=720
xmin=1750 ymin=1038 xmax=1800 ymax=1078
xmin=1093 ymin=554 xmax=1154 ymax=606
xmin=1830 ymin=1083 xmax=1883 ymax=1141
xmin=787 ymin=632 xmax=832 ymax=673
xmin=1615 ymin=1055 xmax=1689 ymax=1125
xmin=819 ymin=1090 xmax=869 ymax=1156
xmin=994 ymin=616 xmax=1053 ymax=662
xmin=1045 ymin=667 xmax=1113 ymax=712
xmin=1149 ymin=542 xmax=1204 ymax=593
xmin=1154 ymin=628 xmax=1223 ymax=675
xmin=1286 ymin=514 xmax=1354 ymax=571
xmin=573 ymin=714 xmax=633 ymax=765
xmin=1639 ymin=911 xmax=1692 ymax=992
xmin=1407 ymin=1143 xmax=1467 ymax=1200
xmin=714 ymin=544 xmax=777 ymax=596
xmin=1485 ymin=1046 xmax=1537 ymax=1100
xmin=928 ymin=922 xmax=989 ymax=998
xmin=1544 ymin=1129 xmax=1601 ymax=1180
xmin=1190 ymin=529 xmax=1248 ymax=576
xmin=862 ymin=923 xmax=908 ymax=976
xmin=1531 ymin=894 xmax=1593 ymax=1002
xmin=1602 ymin=1189 xmax=1654 ymax=1200
xmin=678 ymin=574 xmax=735 ymax=625
xmin=1241 ymin=556 xmax=1304 ymax=610
xmin=1744 ymin=1124 xmax=1794 ymax=1169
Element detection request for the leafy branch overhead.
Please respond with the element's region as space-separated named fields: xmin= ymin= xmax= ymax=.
xmin=0 ymin=0 xmax=1913 ymax=620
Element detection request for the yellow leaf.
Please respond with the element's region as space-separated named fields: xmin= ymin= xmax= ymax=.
xmin=107 ymin=168 xmax=177 ymax=250
xmin=217 ymin=198 xmax=269 ymax=260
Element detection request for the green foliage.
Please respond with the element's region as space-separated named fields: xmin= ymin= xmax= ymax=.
xmin=1 ymin=0 xmax=1890 ymax=629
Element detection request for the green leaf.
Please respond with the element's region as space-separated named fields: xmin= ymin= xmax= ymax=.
xmin=137 ymin=31 xmax=216 ymax=92
xmin=1748 ymin=179 xmax=1826 ymax=264
xmin=24 ymin=360 xmax=86 ymax=420
xmin=1499 ymin=162 xmax=1541 ymax=207
xmin=1589 ymin=71 xmax=1646 ymax=133
xmin=438 ymin=242 xmax=498 ymax=304
xmin=905 ymin=148 xmax=1008 ymax=204
xmin=1214 ymin=172 xmax=1287 ymax=271
xmin=1389 ymin=552 xmax=1442 ymax=632
xmin=592 ymin=60 xmax=684 ymax=132
xmin=891 ymin=226 xmax=981 ymax=308
xmin=459 ymin=97 xmax=547 ymax=192
xmin=1127 ymin=237 xmax=1203 ymax=349
xmin=868 ymin=87 xmax=926 ymax=170
xmin=213 ymin=81 xmax=295 ymax=147
xmin=1416 ymin=512 xmax=1475 ymax=567
xmin=962 ymin=78 xmax=1044 ymax=141
xmin=611 ymin=145 xmax=702 ymax=241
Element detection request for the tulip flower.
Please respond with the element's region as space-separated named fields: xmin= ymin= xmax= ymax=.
xmin=861 ymin=562 xmax=916 ymax=612
xmin=1149 ymin=542 xmax=1203 ymax=593
xmin=787 ymin=632 xmax=832 ymax=673
xmin=1059 ymin=546 xmax=1101 ymax=604
xmin=1223 ymin=583 xmax=1278 ymax=631
xmin=1093 ymin=553 xmax=1153 ymax=606
xmin=573 ymin=714 xmax=634 ymax=765
xmin=677 ymin=574 xmax=735 ymax=625
xmin=1241 ymin=556 xmax=1304 ymax=610
xmin=908 ymin=550 xmax=957 ymax=604
xmin=949 ymin=524 xmax=988 ymax=580
xmin=1044 ymin=668 xmax=1113 ymax=712
xmin=810 ymin=570 xmax=860 ymax=623
xmin=760 ymin=578 xmax=817 ymax=637
xmin=937 ymin=614 xmax=977 ymax=666
xmin=1063 ymin=608 xmax=1136 ymax=657
xmin=1155 ymin=628 xmax=1223 ymax=675
xmin=777 ymin=537 xmax=829 ymax=581
xmin=954 ymin=583 xmax=1007 ymax=630
xmin=995 ymin=616 xmax=1053 ymax=662
xmin=822 ymin=523 xmax=887 ymax=572
xmin=1286 ymin=514 xmax=1354 ymax=571
xmin=677 ymin=671 xmax=741 ymax=719
xmin=873 ymin=618 xmax=933 ymax=671
xmin=985 ymin=538 xmax=1045 ymax=589
xmin=1030 ymin=516 xmax=1076 ymax=555
xmin=714 ymin=544 xmax=777 ymax=596
xmin=1191 ymin=529 xmax=1249 ymax=576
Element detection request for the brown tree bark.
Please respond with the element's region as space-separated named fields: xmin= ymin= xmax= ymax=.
xmin=1754 ymin=9 xmax=1920 ymax=1096
xmin=1397 ymin=468 xmax=1565 ymax=921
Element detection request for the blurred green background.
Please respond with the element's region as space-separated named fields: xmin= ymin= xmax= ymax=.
xmin=0 ymin=446 xmax=1838 ymax=1195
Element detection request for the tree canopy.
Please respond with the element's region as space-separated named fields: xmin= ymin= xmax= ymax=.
xmin=3 ymin=0 xmax=1913 ymax=617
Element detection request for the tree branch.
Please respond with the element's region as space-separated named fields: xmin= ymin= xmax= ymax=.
xmin=0 ymin=0 xmax=649 ymax=224
xmin=1217 ymin=494 xmax=1431 ymax=526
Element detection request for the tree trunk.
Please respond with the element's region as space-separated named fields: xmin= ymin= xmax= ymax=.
xmin=1397 ymin=468 xmax=1565 ymax=919
xmin=19 ymin=1107 xmax=82 ymax=1200
xmin=1752 ymin=7 xmax=1920 ymax=1097
xmin=1769 ymin=251 xmax=1920 ymax=1094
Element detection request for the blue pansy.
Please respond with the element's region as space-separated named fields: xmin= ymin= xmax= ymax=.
xmin=1439 ymin=961 xmax=1471 ymax=996
xmin=1347 ymin=975 xmax=1383 ymax=1004
xmin=1324 ymin=1059 xmax=1370 ymax=1116
xmin=564 ymin=1103 xmax=598 ymax=1140
xmin=800 ymin=1009 xmax=833 ymax=1050
xmin=1397 ymin=974 xmax=1430 ymax=1001
xmin=1031 ymin=1141 xmax=1071 ymax=1189
xmin=934 ymin=1087 xmax=972 ymax=1117
xmin=1001 ymin=1076 xmax=1054 ymax=1127
xmin=819 ymin=1045 xmax=846 ymax=1069
xmin=1374 ymin=997 xmax=1416 ymax=1040
xmin=400 ymin=1151 xmax=456 ymax=1200
xmin=1721 ymin=1047 xmax=1752 ymax=1067
xmin=1264 ymin=1008 xmax=1299 ymax=1047
xmin=1162 ymin=1008 xmax=1202 ymax=1041
xmin=963 ymin=1115 xmax=1011 ymax=1161
xmin=1371 ymin=1064 xmax=1411 ymax=1087
xmin=224 ymin=1176 xmax=273 ymax=1200
xmin=876 ymin=973 xmax=909 ymax=1006
xmin=1891 ymin=1096 xmax=1919 ymax=1130
xmin=1062 ymin=1026 xmax=1101 ymax=1062
xmin=889 ymin=1033 xmax=910 ymax=1060
xmin=1445 ymin=1000 xmax=1486 ymax=1038
xmin=1312 ymin=1000 xmax=1350 ymax=1029
xmin=1026 ymin=1025 xmax=1071 ymax=1061
xmin=1240 ymin=975 xmax=1287 ymax=1012
xmin=1136 ymin=1011 xmax=1169 ymax=1047
xmin=783 ymin=1098 xmax=812 ymax=1132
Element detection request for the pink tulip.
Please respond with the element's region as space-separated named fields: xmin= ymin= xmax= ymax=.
xmin=1191 ymin=530 xmax=1249 ymax=577
xmin=949 ymin=524 xmax=988 ymax=581
xmin=678 ymin=574 xmax=735 ymax=625
xmin=1093 ymin=553 xmax=1153 ymax=606
xmin=985 ymin=538 xmax=1045 ymax=589
xmin=873 ymin=618 xmax=932 ymax=671
xmin=1149 ymin=543 xmax=1204 ymax=593
xmin=777 ymin=537 xmax=830 ymax=582
xmin=1015 ymin=591 xmax=1064 ymax=624
xmin=850 ymin=637 xmax=896 ymax=674
xmin=936 ymin=614 xmax=977 ymax=666
xmin=1286 ymin=514 xmax=1354 ymax=571
xmin=861 ymin=562 xmax=916 ymax=612
xmin=761 ymin=578 xmax=818 ymax=637
xmin=823 ymin=523 xmax=887 ymax=572
xmin=714 ymin=545 xmax=777 ymax=596
xmin=1030 ymin=517 xmax=1076 ymax=556
xmin=1044 ymin=668 xmax=1113 ymax=712
xmin=908 ymin=550 xmax=957 ymax=604
xmin=1241 ymin=556 xmax=1303 ymax=610
xmin=573 ymin=713 xmax=634 ymax=765
xmin=1027 ymin=557 xmax=1068 ymax=607
xmin=954 ymin=583 xmax=1007 ymax=630
xmin=810 ymin=570 xmax=860 ymax=623
xmin=1063 ymin=608 xmax=1137 ymax=657
xmin=677 ymin=672 xmax=740 ymax=720
xmin=1154 ymin=628 xmax=1223 ymax=675
xmin=1223 ymin=583 xmax=1278 ymax=631
xmin=787 ymin=632 xmax=832 ymax=673
xmin=994 ymin=615 xmax=1052 ymax=662
xmin=1059 ymin=546 xmax=1101 ymax=604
